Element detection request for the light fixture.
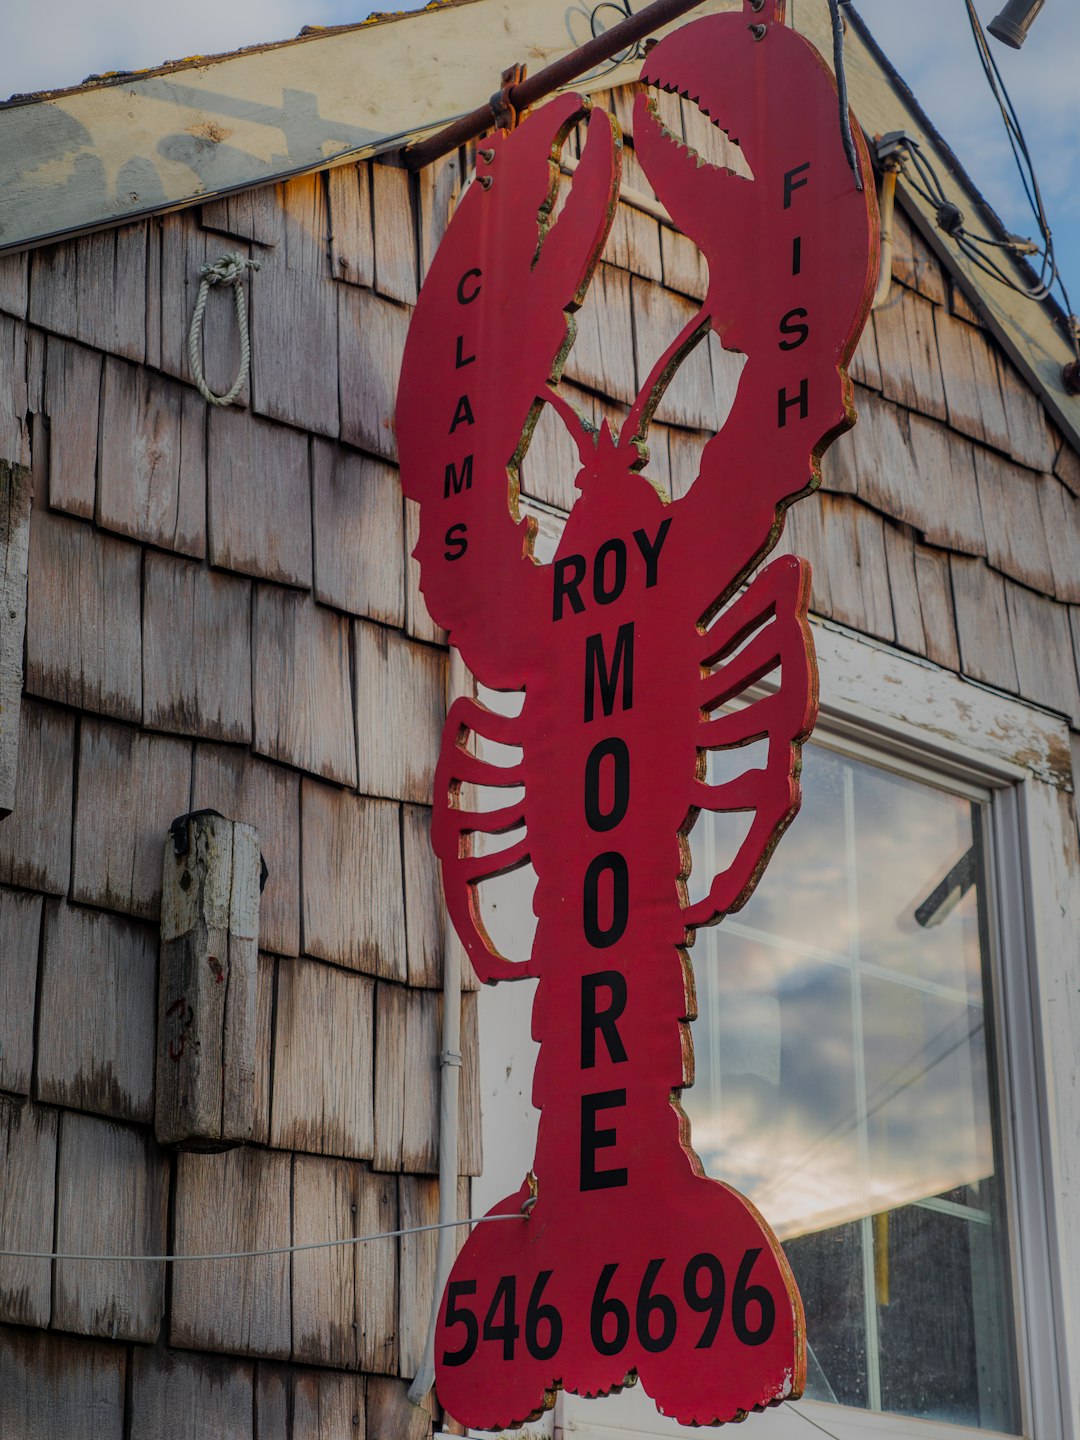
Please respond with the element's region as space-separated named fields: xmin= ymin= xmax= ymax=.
xmin=988 ymin=0 xmax=1046 ymax=49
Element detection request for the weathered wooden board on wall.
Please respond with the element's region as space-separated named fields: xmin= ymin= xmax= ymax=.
xmin=156 ymin=811 xmax=261 ymax=1149
xmin=0 ymin=1099 xmax=57 ymax=1329
xmin=0 ymin=1327 xmax=126 ymax=1440
xmin=0 ymin=461 xmax=31 ymax=818
xmin=54 ymin=1112 xmax=169 ymax=1342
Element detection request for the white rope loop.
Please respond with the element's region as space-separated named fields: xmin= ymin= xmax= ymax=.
xmin=187 ymin=251 xmax=261 ymax=407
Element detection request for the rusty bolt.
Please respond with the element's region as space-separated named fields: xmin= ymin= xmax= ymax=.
xmin=1063 ymin=360 xmax=1080 ymax=396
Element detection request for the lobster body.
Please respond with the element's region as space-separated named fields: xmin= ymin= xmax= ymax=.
xmin=395 ymin=2 xmax=878 ymax=1426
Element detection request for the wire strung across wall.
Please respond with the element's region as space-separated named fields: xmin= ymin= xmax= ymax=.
xmin=0 ymin=1212 xmax=524 ymax=1265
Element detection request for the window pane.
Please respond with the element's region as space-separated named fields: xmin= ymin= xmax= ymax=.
xmin=684 ymin=745 xmax=1019 ymax=1431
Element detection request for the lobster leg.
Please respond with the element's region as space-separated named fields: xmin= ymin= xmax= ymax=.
xmin=431 ymin=696 xmax=536 ymax=984
xmin=683 ymin=556 xmax=816 ymax=928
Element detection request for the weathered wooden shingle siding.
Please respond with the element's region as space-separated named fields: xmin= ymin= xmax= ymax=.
xmin=0 ymin=150 xmax=476 ymax=1438
xmin=0 ymin=71 xmax=1077 ymax=1437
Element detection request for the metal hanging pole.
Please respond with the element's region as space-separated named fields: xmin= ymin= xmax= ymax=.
xmin=401 ymin=0 xmax=709 ymax=171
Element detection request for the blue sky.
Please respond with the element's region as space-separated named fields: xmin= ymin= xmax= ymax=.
xmin=7 ymin=0 xmax=1079 ymax=320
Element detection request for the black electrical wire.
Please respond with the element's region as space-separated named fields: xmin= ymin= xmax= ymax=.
xmin=828 ymin=0 xmax=865 ymax=190
xmin=960 ymin=0 xmax=1078 ymax=355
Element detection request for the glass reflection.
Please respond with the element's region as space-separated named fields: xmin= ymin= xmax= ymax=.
xmin=684 ymin=745 xmax=1018 ymax=1431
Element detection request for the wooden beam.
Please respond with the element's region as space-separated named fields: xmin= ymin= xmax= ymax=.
xmin=156 ymin=810 xmax=261 ymax=1149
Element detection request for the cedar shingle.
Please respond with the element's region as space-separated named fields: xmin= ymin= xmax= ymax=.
xmin=25 ymin=508 xmax=143 ymax=722
xmin=71 ymin=721 xmax=192 ymax=921
xmin=974 ymin=447 xmax=1054 ymax=594
xmin=934 ymin=310 xmax=1010 ymax=452
xmin=301 ymin=780 xmax=404 ymax=977
xmin=1004 ymin=581 xmax=1080 ymax=723
xmin=0 ymin=1328 xmax=125 ymax=1438
xmin=328 ymin=163 xmax=375 ymax=287
xmin=0 ymin=887 xmax=42 ymax=1095
xmin=1037 ymin=473 xmax=1080 ymax=603
xmin=371 ymin=163 xmax=418 ymax=306
xmin=0 ymin=1100 xmax=56 ymax=1329
xmin=339 ymin=287 xmax=409 ymax=461
xmin=950 ymin=555 xmax=1018 ymax=693
xmin=354 ymin=620 xmax=445 ymax=805
xmin=872 ymin=290 xmax=947 ymax=421
xmin=252 ymin=586 xmax=356 ymax=785
xmin=996 ymin=352 xmax=1056 ymax=473
xmin=130 ymin=1351 xmax=254 ymax=1440
xmin=171 ymin=1148 xmax=291 ymax=1358
xmin=313 ymin=440 xmax=405 ymax=623
xmin=270 ymin=959 xmax=375 ymax=1158
xmin=54 ymin=1113 xmax=168 ymax=1342
xmin=42 ymin=336 xmax=100 ymax=519
xmin=98 ymin=357 xmax=206 ymax=554
xmin=208 ymin=409 xmax=313 ymax=587
xmin=0 ymin=701 xmax=74 ymax=895
xmin=143 ymin=553 xmax=252 ymax=741
xmin=37 ymin=903 xmax=157 ymax=1122
xmin=29 ymin=226 xmax=147 ymax=364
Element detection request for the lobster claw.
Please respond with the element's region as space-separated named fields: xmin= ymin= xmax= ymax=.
xmin=396 ymin=94 xmax=621 ymax=689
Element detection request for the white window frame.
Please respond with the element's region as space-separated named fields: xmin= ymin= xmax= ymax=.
xmin=440 ymin=509 xmax=1080 ymax=1440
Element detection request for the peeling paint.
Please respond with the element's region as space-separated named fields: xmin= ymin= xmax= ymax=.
xmin=185 ymin=121 xmax=232 ymax=145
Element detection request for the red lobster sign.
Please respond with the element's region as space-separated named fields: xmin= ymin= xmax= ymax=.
xmin=397 ymin=1 xmax=877 ymax=1427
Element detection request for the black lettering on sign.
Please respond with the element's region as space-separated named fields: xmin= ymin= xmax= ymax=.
xmin=590 ymin=1263 xmax=631 ymax=1354
xmin=553 ymin=554 xmax=587 ymax=621
xmin=633 ymin=517 xmax=672 ymax=588
xmin=792 ymin=235 xmax=803 ymax=276
xmin=779 ymin=308 xmax=809 ymax=350
xmin=583 ymin=852 xmax=629 ymax=949
xmin=524 ymin=1271 xmax=563 ymax=1360
xmin=580 ymin=1089 xmax=628 ymax=1190
xmin=457 ymin=268 xmax=482 ymax=304
xmin=778 ymin=379 xmax=809 ymax=427
xmin=584 ymin=623 xmax=634 ymax=722
xmin=444 ymin=454 xmax=474 ymax=499
xmin=450 ymin=1248 xmax=779 ymax=1374
xmin=581 ymin=970 xmax=629 ymax=1068
xmin=584 ymin=736 xmax=630 ymax=833
xmin=449 ymin=394 xmax=475 ymax=434
xmin=637 ymin=1259 xmax=678 ymax=1353
xmin=784 ymin=162 xmax=811 ymax=209
xmin=455 ymin=334 xmax=476 ymax=369
xmin=732 ymin=1248 xmax=776 ymax=1346
xmin=441 ymin=1279 xmax=479 ymax=1366
xmin=482 ymin=1276 xmax=520 ymax=1359
xmin=593 ymin=538 xmax=627 ymax=605
xmin=684 ymin=1253 xmax=726 ymax=1348
xmin=444 ymin=523 xmax=468 ymax=560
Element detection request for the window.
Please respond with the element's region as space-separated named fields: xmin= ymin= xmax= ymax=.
xmin=462 ymin=541 xmax=1074 ymax=1440
xmin=685 ymin=741 xmax=1017 ymax=1429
